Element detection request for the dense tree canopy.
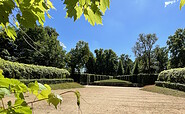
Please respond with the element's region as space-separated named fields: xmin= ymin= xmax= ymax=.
xmin=119 ymin=54 xmax=133 ymax=75
xmin=133 ymin=34 xmax=158 ymax=74
xmin=0 ymin=26 xmax=66 ymax=68
xmin=153 ymin=46 xmax=168 ymax=73
xmin=167 ymin=29 xmax=185 ymax=68
xmin=66 ymin=41 xmax=90 ymax=74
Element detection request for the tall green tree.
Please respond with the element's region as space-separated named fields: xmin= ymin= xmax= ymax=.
xmin=94 ymin=48 xmax=105 ymax=74
xmin=103 ymin=49 xmax=118 ymax=75
xmin=167 ymin=29 xmax=185 ymax=68
xmin=132 ymin=59 xmax=139 ymax=75
xmin=117 ymin=60 xmax=124 ymax=75
xmin=67 ymin=41 xmax=90 ymax=74
xmin=15 ymin=26 xmax=66 ymax=68
xmin=94 ymin=49 xmax=118 ymax=75
xmin=153 ymin=46 xmax=168 ymax=73
xmin=132 ymin=33 xmax=158 ymax=74
xmin=119 ymin=54 xmax=133 ymax=75
xmin=85 ymin=52 xmax=96 ymax=74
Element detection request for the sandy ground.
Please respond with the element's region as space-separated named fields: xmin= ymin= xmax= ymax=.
xmin=2 ymin=86 xmax=185 ymax=114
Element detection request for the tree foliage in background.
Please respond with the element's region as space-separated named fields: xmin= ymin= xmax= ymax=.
xmin=132 ymin=33 xmax=158 ymax=74
xmin=167 ymin=29 xmax=185 ymax=68
xmin=85 ymin=52 xmax=96 ymax=74
xmin=66 ymin=41 xmax=90 ymax=74
xmin=119 ymin=54 xmax=133 ymax=75
xmin=94 ymin=49 xmax=118 ymax=76
xmin=0 ymin=34 xmax=17 ymax=61
xmin=132 ymin=59 xmax=139 ymax=75
xmin=0 ymin=0 xmax=110 ymax=40
xmin=117 ymin=60 xmax=124 ymax=75
xmin=0 ymin=26 xmax=66 ymax=68
xmin=94 ymin=48 xmax=105 ymax=74
xmin=152 ymin=46 xmax=168 ymax=73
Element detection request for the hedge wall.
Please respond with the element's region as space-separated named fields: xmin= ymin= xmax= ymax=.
xmin=71 ymin=73 xmax=113 ymax=85
xmin=116 ymin=74 xmax=158 ymax=86
xmin=157 ymin=68 xmax=185 ymax=84
xmin=20 ymin=78 xmax=74 ymax=85
xmin=0 ymin=58 xmax=70 ymax=79
xmin=155 ymin=81 xmax=185 ymax=92
xmin=156 ymin=67 xmax=185 ymax=91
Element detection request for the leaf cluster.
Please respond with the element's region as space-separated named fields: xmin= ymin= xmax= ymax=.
xmin=0 ymin=69 xmax=80 ymax=113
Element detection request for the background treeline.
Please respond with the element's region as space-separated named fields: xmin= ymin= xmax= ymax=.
xmin=0 ymin=26 xmax=185 ymax=76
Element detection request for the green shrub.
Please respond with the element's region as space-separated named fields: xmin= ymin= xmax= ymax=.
xmin=0 ymin=58 xmax=70 ymax=79
xmin=155 ymin=81 xmax=185 ymax=92
xmin=157 ymin=67 xmax=185 ymax=84
xmin=20 ymin=78 xmax=74 ymax=85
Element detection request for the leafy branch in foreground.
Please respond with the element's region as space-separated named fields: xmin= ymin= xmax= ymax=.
xmin=0 ymin=69 xmax=80 ymax=114
xmin=0 ymin=0 xmax=110 ymax=40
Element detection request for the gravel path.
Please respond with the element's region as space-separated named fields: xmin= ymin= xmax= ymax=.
xmin=3 ymin=86 xmax=185 ymax=114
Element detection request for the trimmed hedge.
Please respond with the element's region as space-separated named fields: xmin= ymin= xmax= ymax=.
xmin=20 ymin=78 xmax=74 ymax=85
xmin=116 ymin=74 xmax=158 ymax=86
xmin=93 ymin=79 xmax=133 ymax=87
xmin=155 ymin=81 xmax=185 ymax=92
xmin=0 ymin=58 xmax=70 ymax=79
xmin=71 ymin=73 xmax=113 ymax=85
xmin=157 ymin=68 xmax=185 ymax=84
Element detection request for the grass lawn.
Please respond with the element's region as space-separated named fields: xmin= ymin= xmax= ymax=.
xmin=50 ymin=82 xmax=84 ymax=90
xmin=141 ymin=85 xmax=185 ymax=98
xmin=93 ymin=79 xmax=133 ymax=87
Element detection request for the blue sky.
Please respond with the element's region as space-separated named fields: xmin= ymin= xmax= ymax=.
xmin=44 ymin=0 xmax=185 ymax=60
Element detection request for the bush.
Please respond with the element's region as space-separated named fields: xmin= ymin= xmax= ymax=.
xmin=71 ymin=73 xmax=114 ymax=85
xmin=155 ymin=81 xmax=185 ymax=92
xmin=0 ymin=58 xmax=70 ymax=79
xmin=20 ymin=78 xmax=74 ymax=85
xmin=157 ymin=68 xmax=185 ymax=84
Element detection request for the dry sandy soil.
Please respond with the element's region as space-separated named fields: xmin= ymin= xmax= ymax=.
xmin=3 ymin=86 xmax=185 ymax=114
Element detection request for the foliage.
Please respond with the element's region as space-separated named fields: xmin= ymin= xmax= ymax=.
xmin=0 ymin=58 xmax=70 ymax=79
xmin=157 ymin=67 xmax=185 ymax=84
xmin=167 ymin=29 xmax=185 ymax=68
xmin=132 ymin=59 xmax=139 ymax=75
xmin=15 ymin=26 xmax=66 ymax=68
xmin=117 ymin=60 xmax=124 ymax=75
xmin=155 ymin=81 xmax=185 ymax=92
xmin=85 ymin=52 xmax=96 ymax=74
xmin=119 ymin=54 xmax=133 ymax=75
xmin=50 ymin=82 xmax=84 ymax=90
xmin=94 ymin=49 xmax=118 ymax=75
xmin=180 ymin=0 xmax=185 ymax=9
xmin=20 ymin=78 xmax=74 ymax=85
xmin=0 ymin=26 xmax=66 ymax=68
xmin=0 ymin=69 xmax=80 ymax=113
xmin=66 ymin=41 xmax=90 ymax=74
xmin=152 ymin=46 xmax=168 ymax=72
xmin=132 ymin=33 xmax=158 ymax=74
xmin=94 ymin=48 xmax=105 ymax=74
xmin=0 ymin=0 xmax=110 ymax=39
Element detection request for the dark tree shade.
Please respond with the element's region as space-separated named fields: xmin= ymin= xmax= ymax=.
xmin=117 ymin=60 xmax=124 ymax=75
xmin=167 ymin=29 xmax=185 ymax=68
